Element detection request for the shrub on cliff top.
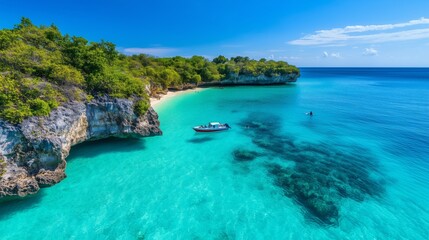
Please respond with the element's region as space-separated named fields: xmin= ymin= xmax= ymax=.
xmin=134 ymin=98 xmax=150 ymax=116
xmin=0 ymin=18 xmax=147 ymax=123
xmin=0 ymin=157 xmax=6 ymax=177
xmin=0 ymin=74 xmax=63 ymax=123
xmin=28 ymin=99 xmax=51 ymax=116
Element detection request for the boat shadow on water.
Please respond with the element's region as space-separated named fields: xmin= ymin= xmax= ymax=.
xmin=234 ymin=112 xmax=386 ymax=226
xmin=187 ymin=136 xmax=215 ymax=144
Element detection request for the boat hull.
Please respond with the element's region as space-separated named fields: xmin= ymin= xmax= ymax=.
xmin=193 ymin=127 xmax=229 ymax=132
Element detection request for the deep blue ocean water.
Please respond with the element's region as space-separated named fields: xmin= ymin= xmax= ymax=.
xmin=0 ymin=68 xmax=428 ymax=239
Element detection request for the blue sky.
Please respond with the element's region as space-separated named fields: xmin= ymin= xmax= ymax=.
xmin=1 ymin=0 xmax=429 ymax=66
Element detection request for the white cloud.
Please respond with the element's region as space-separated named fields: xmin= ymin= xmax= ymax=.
xmin=322 ymin=51 xmax=329 ymax=58
xmin=277 ymin=56 xmax=301 ymax=63
xmin=330 ymin=52 xmax=341 ymax=58
xmin=122 ymin=47 xmax=178 ymax=56
xmin=363 ymin=48 xmax=378 ymax=56
xmin=289 ymin=17 xmax=429 ymax=46
xmin=322 ymin=51 xmax=341 ymax=58
xmin=279 ymin=56 xmax=300 ymax=60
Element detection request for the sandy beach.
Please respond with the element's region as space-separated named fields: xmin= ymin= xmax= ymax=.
xmin=150 ymin=88 xmax=204 ymax=108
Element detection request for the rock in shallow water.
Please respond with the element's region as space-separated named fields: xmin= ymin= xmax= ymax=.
xmin=0 ymin=170 xmax=40 ymax=199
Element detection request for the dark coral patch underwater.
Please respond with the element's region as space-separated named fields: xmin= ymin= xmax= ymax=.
xmin=236 ymin=113 xmax=385 ymax=226
xmin=232 ymin=149 xmax=261 ymax=162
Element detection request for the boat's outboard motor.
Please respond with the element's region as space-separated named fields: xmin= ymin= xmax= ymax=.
xmin=225 ymin=123 xmax=231 ymax=128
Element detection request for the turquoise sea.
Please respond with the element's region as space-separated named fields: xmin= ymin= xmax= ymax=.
xmin=1 ymin=68 xmax=428 ymax=239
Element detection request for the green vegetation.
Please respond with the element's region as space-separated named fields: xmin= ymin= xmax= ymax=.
xmin=134 ymin=98 xmax=150 ymax=116
xmin=0 ymin=18 xmax=299 ymax=123
xmin=0 ymin=157 xmax=5 ymax=177
xmin=130 ymin=55 xmax=299 ymax=95
xmin=0 ymin=18 xmax=147 ymax=123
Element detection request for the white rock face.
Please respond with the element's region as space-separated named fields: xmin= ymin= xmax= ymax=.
xmin=220 ymin=73 xmax=299 ymax=85
xmin=0 ymin=97 xmax=161 ymax=200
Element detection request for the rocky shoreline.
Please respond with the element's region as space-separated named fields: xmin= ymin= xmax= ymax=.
xmin=0 ymin=97 xmax=161 ymax=201
xmin=0 ymin=73 xmax=299 ymax=201
xmin=167 ymin=73 xmax=300 ymax=90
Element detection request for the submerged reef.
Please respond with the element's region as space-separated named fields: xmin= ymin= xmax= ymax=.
xmin=236 ymin=113 xmax=384 ymax=225
xmin=232 ymin=149 xmax=261 ymax=162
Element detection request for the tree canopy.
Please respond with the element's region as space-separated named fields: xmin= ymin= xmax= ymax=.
xmin=0 ymin=18 xmax=299 ymax=123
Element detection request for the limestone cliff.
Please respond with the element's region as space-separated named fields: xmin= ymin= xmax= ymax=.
xmin=0 ymin=97 xmax=161 ymax=200
xmin=193 ymin=73 xmax=299 ymax=88
xmin=165 ymin=73 xmax=299 ymax=91
xmin=220 ymin=73 xmax=299 ymax=85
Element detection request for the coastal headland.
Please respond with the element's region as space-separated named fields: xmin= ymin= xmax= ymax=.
xmin=0 ymin=19 xmax=299 ymax=200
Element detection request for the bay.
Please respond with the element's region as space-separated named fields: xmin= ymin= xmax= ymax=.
xmin=1 ymin=68 xmax=428 ymax=239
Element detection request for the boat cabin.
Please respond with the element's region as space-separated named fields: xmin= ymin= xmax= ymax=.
xmin=208 ymin=122 xmax=221 ymax=128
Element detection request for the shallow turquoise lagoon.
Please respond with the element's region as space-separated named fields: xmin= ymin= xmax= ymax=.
xmin=1 ymin=68 xmax=428 ymax=239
